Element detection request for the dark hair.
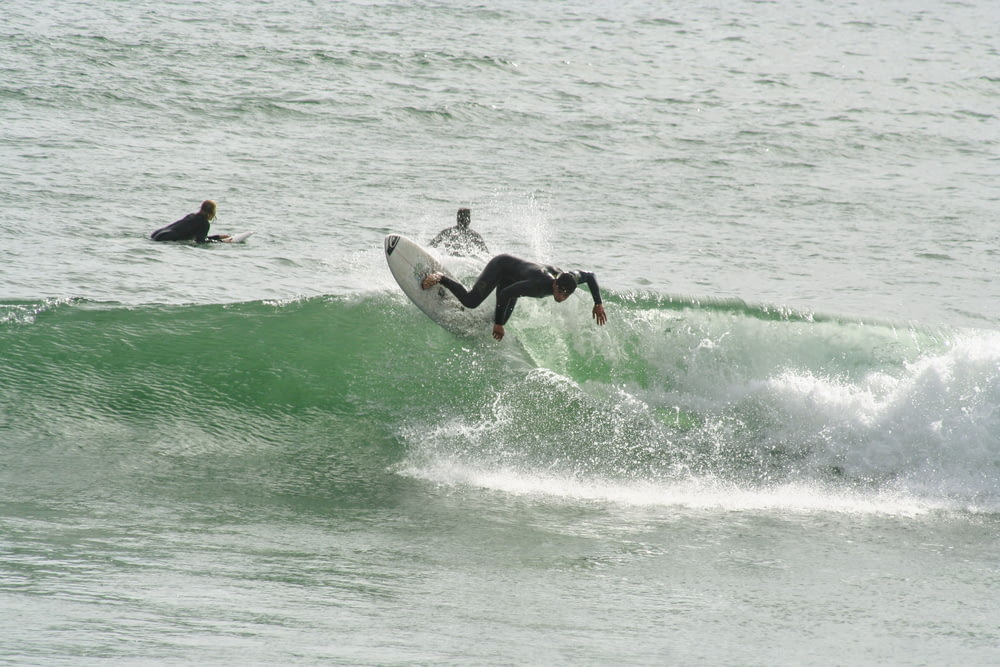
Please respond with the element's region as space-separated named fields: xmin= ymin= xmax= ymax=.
xmin=555 ymin=272 xmax=577 ymax=295
xmin=457 ymin=208 xmax=471 ymax=227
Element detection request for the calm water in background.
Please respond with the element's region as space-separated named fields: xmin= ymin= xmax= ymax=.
xmin=2 ymin=1 xmax=999 ymax=665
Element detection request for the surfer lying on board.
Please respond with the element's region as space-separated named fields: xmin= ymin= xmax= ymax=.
xmin=150 ymin=199 xmax=230 ymax=243
xmin=421 ymin=254 xmax=607 ymax=341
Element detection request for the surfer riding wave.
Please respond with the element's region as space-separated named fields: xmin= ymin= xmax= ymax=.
xmin=421 ymin=254 xmax=607 ymax=340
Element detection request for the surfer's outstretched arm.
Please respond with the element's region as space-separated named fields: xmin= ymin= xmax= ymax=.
xmin=567 ymin=270 xmax=607 ymax=326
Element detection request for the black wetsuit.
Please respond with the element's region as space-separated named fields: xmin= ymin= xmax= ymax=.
xmin=438 ymin=254 xmax=603 ymax=326
xmin=150 ymin=212 xmax=217 ymax=243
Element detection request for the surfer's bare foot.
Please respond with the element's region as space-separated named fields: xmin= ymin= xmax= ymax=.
xmin=421 ymin=272 xmax=443 ymax=289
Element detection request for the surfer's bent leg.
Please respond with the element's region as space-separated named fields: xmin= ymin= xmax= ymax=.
xmin=437 ymin=256 xmax=505 ymax=309
xmin=438 ymin=275 xmax=493 ymax=308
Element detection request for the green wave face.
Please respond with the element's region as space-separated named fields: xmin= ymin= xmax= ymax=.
xmin=1 ymin=294 xmax=995 ymax=512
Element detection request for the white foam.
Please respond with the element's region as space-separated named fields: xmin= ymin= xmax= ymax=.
xmin=397 ymin=460 xmax=946 ymax=517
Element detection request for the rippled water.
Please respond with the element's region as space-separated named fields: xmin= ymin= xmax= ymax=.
xmin=3 ymin=0 xmax=998 ymax=321
xmin=2 ymin=1 xmax=999 ymax=664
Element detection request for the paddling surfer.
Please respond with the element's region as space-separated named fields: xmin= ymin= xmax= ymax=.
xmin=150 ymin=200 xmax=230 ymax=243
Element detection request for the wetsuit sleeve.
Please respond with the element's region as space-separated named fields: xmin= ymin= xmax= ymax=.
xmin=573 ymin=271 xmax=603 ymax=304
xmin=494 ymin=280 xmax=542 ymax=325
xmin=193 ymin=218 xmax=210 ymax=243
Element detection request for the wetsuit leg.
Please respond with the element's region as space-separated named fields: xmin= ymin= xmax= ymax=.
xmin=438 ymin=255 xmax=505 ymax=308
xmin=150 ymin=228 xmax=178 ymax=241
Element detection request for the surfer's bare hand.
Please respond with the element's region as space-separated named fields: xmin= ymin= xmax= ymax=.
xmin=421 ymin=273 xmax=443 ymax=290
xmin=593 ymin=303 xmax=607 ymax=326
xmin=492 ymin=324 xmax=505 ymax=341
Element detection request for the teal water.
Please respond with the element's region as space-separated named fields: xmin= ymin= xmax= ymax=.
xmin=3 ymin=296 xmax=998 ymax=664
xmin=2 ymin=0 xmax=999 ymax=664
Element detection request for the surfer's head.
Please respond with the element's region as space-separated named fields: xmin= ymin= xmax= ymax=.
xmin=553 ymin=272 xmax=577 ymax=302
xmin=200 ymin=200 xmax=217 ymax=220
xmin=457 ymin=208 xmax=471 ymax=228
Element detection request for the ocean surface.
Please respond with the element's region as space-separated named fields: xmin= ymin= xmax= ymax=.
xmin=2 ymin=0 xmax=999 ymax=664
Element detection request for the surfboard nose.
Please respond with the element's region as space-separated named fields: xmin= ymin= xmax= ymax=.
xmin=385 ymin=234 xmax=401 ymax=255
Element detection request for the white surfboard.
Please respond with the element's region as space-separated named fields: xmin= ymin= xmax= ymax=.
xmin=384 ymin=234 xmax=490 ymax=335
xmin=222 ymin=231 xmax=254 ymax=243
